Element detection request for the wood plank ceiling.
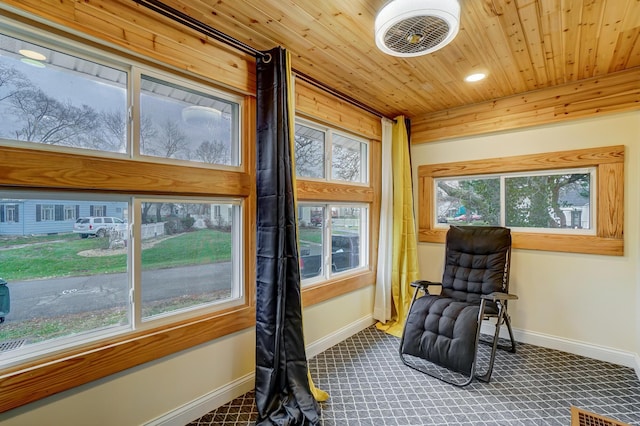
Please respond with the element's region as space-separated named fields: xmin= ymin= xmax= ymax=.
xmin=160 ymin=0 xmax=640 ymax=119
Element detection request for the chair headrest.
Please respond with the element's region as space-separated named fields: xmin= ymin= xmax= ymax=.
xmin=446 ymin=226 xmax=511 ymax=255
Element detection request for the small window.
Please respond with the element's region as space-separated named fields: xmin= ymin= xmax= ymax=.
xmin=294 ymin=124 xmax=325 ymax=179
xmin=294 ymin=119 xmax=368 ymax=184
xmin=298 ymin=203 xmax=368 ymax=285
xmin=435 ymin=168 xmax=594 ymax=232
xmin=0 ymin=32 xmax=127 ymax=154
xmin=40 ymin=204 xmax=54 ymax=221
xmin=139 ymin=74 xmax=241 ymax=167
xmin=139 ymin=199 xmax=243 ymax=321
xmin=331 ymin=133 xmax=368 ymax=183
xmin=64 ymin=205 xmax=76 ymax=221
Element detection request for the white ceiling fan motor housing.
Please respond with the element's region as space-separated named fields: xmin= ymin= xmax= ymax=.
xmin=375 ymin=0 xmax=460 ymax=57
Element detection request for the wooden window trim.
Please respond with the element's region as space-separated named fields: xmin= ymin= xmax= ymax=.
xmin=417 ymin=145 xmax=624 ymax=256
xmin=0 ymin=97 xmax=257 ymax=413
xmin=297 ymin=135 xmax=381 ymax=304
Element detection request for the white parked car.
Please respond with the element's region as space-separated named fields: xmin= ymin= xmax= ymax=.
xmin=73 ymin=216 xmax=126 ymax=238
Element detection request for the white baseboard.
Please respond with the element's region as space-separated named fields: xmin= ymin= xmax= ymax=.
xmin=145 ymin=372 xmax=254 ymax=426
xmin=481 ymin=322 xmax=640 ymax=373
xmin=306 ymin=314 xmax=376 ymax=358
xmin=146 ymin=315 xmax=375 ymax=426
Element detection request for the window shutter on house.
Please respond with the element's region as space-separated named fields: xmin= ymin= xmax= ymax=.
xmin=36 ymin=204 xmax=41 ymax=222
xmin=0 ymin=205 xmax=4 ymax=222
xmin=55 ymin=205 xmax=64 ymax=221
xmin=15 ymin=204 xmax=19 ymax=223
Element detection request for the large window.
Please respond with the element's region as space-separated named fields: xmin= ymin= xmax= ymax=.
xmin=139 ymin=74 xmax=240 ymax=166
xmin=0 ymin=32 xmax=242 ymax=167
xmin=436 ymin=168 xmax=594 ymax=232
xmin=419 ymin=146 xmax=624 ymax=256
xmin=0 ymin=193 xmax=243 ymax=365
xmin=293 ymin=116 xmax=376 ymax=303
xmin=0 ymin=19 xmax=252 ymax=411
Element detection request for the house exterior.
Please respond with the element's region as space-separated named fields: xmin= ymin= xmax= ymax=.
xmin=0 ymin=200 xmax=127 ymax=236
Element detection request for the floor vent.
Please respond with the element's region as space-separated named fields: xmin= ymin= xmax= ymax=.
xmin=0 ymin=339 xmax=26 ymax=353
xmin=571 ymin=406 xmax=630 ymax=426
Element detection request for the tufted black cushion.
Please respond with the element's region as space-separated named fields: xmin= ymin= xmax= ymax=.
xmin=401 ymin=226 xmax=511 ymax=375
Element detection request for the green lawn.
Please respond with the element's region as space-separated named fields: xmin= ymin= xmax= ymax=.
xmin=0 ymin=229 xmax=232 ymax=281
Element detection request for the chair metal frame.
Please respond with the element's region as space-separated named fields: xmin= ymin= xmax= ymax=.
xmin=399 ymin=226 xmax=518 ymax=387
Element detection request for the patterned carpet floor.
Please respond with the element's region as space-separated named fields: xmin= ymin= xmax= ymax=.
xmin=188 ymin=326 xmax=640 ymax=425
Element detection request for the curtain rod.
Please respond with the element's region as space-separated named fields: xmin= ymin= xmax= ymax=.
xmin=132 ymin=0 xmax=390 ymax=120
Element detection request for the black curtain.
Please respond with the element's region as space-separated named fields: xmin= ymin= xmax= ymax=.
xmin=255 ymin=46 xmax=320 ymax=426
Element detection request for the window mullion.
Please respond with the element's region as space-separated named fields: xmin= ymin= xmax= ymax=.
xmin=500 ymin=176 xmax=506 ymax=227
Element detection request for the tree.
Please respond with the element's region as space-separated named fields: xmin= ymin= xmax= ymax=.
xmin=194 ymin=140 xmax=230 ymax=164
xmin=10 ymin=87 xmax=99 ymax=146
xmin=143 ymin=118 xmax=189 ymax=159
xmin=294 ymin=134 xmax=324 ymax=178
xmin=0 ymin=64 xmax=30 ymax=102
xmin=93 ymin=110 xmax=126 ymax=152
xmin=437 ymin=178 xmax=500 ymax=224
xmin=332 ymin=144 xmax=361 ymax=181
xmin=139 ymin=115 xmax=158 ymax=154
xmin=505 ymin=174 xmax=589 ymax=228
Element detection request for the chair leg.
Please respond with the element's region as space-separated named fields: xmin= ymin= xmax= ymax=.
xmin=475 ymin=300 xmax=505 ymax=383
xmin=479 ymin=303 xmax=517 ymax=353
xmin=503 ymin=313 xmax=517 ymax=353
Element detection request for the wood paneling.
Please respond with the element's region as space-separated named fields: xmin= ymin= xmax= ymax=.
xmin=412 ymin=69 xmax=640 ymax=143
xmin=0 ymin=147 xmax=251 ymax=197
xmin=2 ymin=0 xmax=638 ymax=119
xmin=1 ymin=0 xmax=256 ymax=94
xmin=295 ymin=80 xmax=382 ymax=140
xmin=417 ymin=146 xmax=625 ymax=256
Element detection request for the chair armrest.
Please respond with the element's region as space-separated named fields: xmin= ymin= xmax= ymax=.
xmin=411 ymin=280 xmax=442 ymax=290
xmin=481 ymin=292 xmax=518 ymax=302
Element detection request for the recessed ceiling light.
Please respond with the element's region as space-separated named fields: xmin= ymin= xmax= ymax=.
xmin=19 ymin=49 xmax=46 ymax=61
xmin=20 ymin=58 xmax=46 ymax=68
xmin=464 ymin=72 xmax=486 ymax=82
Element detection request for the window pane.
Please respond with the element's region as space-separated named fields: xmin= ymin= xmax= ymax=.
xmin=331 ymin=134 xmax=367 ymax=183
xmin=298 ymin=205 xmax=324 ymax=280
xmin=505 ymin=173 xmax=591 ymax=229
xmin=140 ymin=201 xmax=240 ymax=320
xmin=140 ymin=75 xmax=239 ymax=166
xmin=0 ymin=32 xmax=127 ymax=153
xmin=0 ymin=194 xmax=130 ymax=357
xmin=294 ymin=124 xmax=325 ymax=178
xmin=331 ymin=207 xmax=363 ymax=274
xmin=436 ymin=178 xmax=500 ymax=225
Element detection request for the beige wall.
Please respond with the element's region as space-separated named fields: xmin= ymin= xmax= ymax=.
xmin=0 ymin=286 xmax=375 ymax=425
xmin=411 ymin=111 xmax=640 ymax=358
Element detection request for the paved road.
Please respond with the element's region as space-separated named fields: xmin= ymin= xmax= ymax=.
xmin=3 ymin=262 xmax=233 ymax=321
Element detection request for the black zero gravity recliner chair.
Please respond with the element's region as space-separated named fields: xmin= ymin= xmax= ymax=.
xmin=399 ymin=225 xmax=518 ymax=386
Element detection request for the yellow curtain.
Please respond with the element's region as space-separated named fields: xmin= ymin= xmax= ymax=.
xmin=287 ymin=61 xmax=329 ymax=404
xmin=376 ymin=116 xmax=419 ymax=337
